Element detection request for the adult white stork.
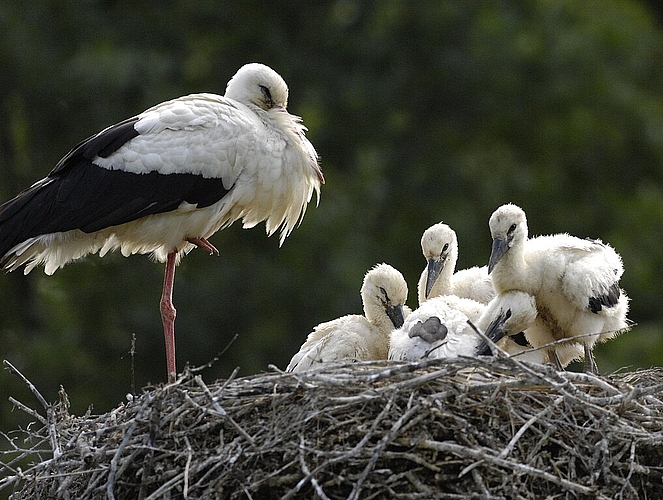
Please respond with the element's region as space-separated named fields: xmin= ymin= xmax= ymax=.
xmin=417 ymin=222 xmax=495 ymax=305
xmin=388 ymin=291 xmax=540 ymax=362
xmin=286 ymin=263 xmax=407 ymax=372
xmin=487 ymin=203 xmax=630 ymax=373
xmin=0 ymin=63 xmax=324 ymax=381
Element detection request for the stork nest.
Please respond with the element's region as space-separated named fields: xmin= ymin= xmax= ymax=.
xmin=1 ymin=357 xmax=663 ymax=499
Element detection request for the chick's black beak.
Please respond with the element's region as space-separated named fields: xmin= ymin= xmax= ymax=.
xmin=488 ymin=237 xmax=509 ymax=274
xmin=425 ymin=257 xmax=445 ymax=299
xmin=387 ymin=303 xmax=405 ymax=329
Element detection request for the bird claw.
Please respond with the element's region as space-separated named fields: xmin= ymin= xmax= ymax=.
xmin=187 ymin=237 xmax=219 ymax=256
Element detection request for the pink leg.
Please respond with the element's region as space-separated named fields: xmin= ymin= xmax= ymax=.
xmin=161 ymin=253 xmax=178 ymax=382
xmin=187 ymin=236 xmax=219 ymax=255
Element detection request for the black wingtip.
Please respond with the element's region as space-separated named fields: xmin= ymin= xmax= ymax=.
xmin=588 ymin=282 xmax=620 ymax=313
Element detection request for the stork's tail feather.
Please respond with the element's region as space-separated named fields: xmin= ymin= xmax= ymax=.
xmin=0 ymin=181 xmax=57 ymax=270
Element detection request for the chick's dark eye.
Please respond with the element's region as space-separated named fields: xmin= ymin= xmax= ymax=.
xmin=379 ymin=286 xmax=390 ymax=302
xmin=508 ymin=224 xmax=517 ymax=233
xmin=259 ymin=85 xmax=274 ymax=108
xmin=442 ymin=243 xmax=449 ymax=252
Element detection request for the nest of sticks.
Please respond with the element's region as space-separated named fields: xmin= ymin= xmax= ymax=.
xmin=1 ymin=356 xmax=663 ymax=499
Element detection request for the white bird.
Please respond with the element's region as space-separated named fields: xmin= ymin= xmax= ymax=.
xmin=388 ymin=291 xmax=537 ymax=362
xmin=417 ymin=222 xmax=495 ymax=305
xmin=487 ymin=203 xmax=630 ymax=373
xmin=0 ymin=63 xmax=324 ymax=381
xmin=286 ymin=263 xmax=408 ymax=372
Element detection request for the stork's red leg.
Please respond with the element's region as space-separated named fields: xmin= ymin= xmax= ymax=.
xmin=161 ymin=252 xmax=178 ymax=382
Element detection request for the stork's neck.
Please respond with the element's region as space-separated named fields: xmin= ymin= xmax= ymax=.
xmin=491 ymin=240 xmax=530 ymax=293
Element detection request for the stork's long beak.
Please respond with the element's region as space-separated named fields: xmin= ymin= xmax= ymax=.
xmin=387 ymin=303 xmax=405 ymax=329
xmin=475 ymin=309 xmax=512 ymax=355
xmin=488 ymin=237 xmax=509 ymax=274
xmin=425 ymin=257 xmax=445 ymax=299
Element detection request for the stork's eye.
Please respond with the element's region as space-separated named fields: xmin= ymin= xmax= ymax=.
xmin=508 ymin=223 xmax=517 ymax=233
xmin=259 ymin=85 xmax=274 ymax=108
xmin=442 ymin=243 xmax=449 ymax=252
xmin=379 ymin=286 xmax=390 ymax=303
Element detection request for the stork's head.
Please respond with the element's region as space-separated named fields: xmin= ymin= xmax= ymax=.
xmin=361 ymin=263 xmax=408 ymax=330
xmin=488 ymin=204 xmax=528 ymax=273
xmin=420 ymin=222 xmax=458 ymax=299
xmin=225 ymin=63 xmax=289 ymax=111
xmin=489 ymin=291 xmax=537 ymax=337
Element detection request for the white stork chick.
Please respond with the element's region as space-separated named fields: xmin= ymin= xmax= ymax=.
xmin=286 ymin=263 xmax=408 ymax=372
xmin=487 ymin=203 xmax=630 ymax=373
xmin=417 ymin=222 xmax=495 ymax=305
xmin=473 ymin=291 xmax=581 ymax=365
xmin=477 ymin=291 xmax=552 ymax=364
xmin=0 ymin=63 xmax=324 ymax=381
xmin=388 ymin=291 xmax=535 ymax=362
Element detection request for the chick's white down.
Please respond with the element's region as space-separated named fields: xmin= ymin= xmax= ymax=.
xmin=417 ymin=222 xmax=495 ymax=305
xmin=389 ymin=291 xmax=543 ymax=362
xmin=487 ymin=203 xmax=630 ymax=373
xmin=287 ymin=263 xmax=408 ymax=372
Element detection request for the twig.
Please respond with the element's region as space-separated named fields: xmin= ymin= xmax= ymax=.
xmin=106 ymin=395 xmax=152 ymax=500
xmin=498 ymin=395 xmax=564 ymax=459
xmin=4 ymin=360 xmax=61 ymax=459
xmin=348 ymin=393 xmax=419 ymax=500
xmin=7 ymin=397 xmax=47 ymax=425
xmin=297 ymin=435 xmax=331 ymax=500
xmin=183 ymin=436 xmax=193 ymax=500
xmin=3 ymin=360 xmax=50 ymax=410
xmin=192 ymin=376 xmax=256 ymax=447
xmin=416 ymin=439 xmax=599 ymax=496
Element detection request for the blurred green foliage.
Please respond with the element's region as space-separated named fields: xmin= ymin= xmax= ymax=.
xmin=1 ymin=0 xmax=663 ymax=434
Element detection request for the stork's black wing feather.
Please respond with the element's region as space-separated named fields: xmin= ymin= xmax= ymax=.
xmin=588 ymin=282 xmax=621 ymax=313
xmin=0 ymin=117 xmax=230 ymax=258
xmin=50 ymin=116 xmax=141 ymax=175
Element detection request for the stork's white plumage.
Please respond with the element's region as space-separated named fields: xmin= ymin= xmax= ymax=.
xmin=286 ymin=263 xmax=407 ymax=372
xmin=388 ymin=292 xmax=536 ymax=362
xmin=476 ymin=290 xmax=552 ymax=364
xmin=487 ymin=203 xmax=630 ymax=373
xmin=0 ymin=63 xmax=324 ymax=381
xmin=417 ymin=222 xmax=495 ymax=305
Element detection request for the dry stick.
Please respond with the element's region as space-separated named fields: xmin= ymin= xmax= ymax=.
xmin=348 ymin=393 xmax=419 ymax=500
xmin=297 ymin=435 xmax=331 ymax=500
xmin=284 ymin=393 xmax=397 ymax=500
xmin=7 ymin=397 xmax=47 ymax=425
xmin=129 ymin=332 xmax=137 ymax=397
xmin=4 ymin=360 xmax=61 ymax=459
xmin=466 ymin=320 xmax=510 ymax=358
xmin=241 ymin=485 xmax=255 ymax=500
xmin=512 ymin=328 xmax=633 ymax=360
xmin=470 ymin=467 xmax=490 ymax=498
xmin=193 ymin=375 xmax=256 ymax=447
xmin=143 ymin=471 xmax=186 ymax=500
xmin=106 ymin=395 xmax=152 ymax=500
xmin=245 ymin=459 xmax=300 ymax=491
xmin=498 ymin=395 xmax=564 ymax=460
xmin=183 ymin=436 xmax=193 ymax=500
xmin=417 ymin=439 xmax=599 ymax=497
xmin=3 ymin=360 xmax=50 ymax=411
xmin=189 ymin=333 xmax=239 ymax=375
xmin=462 ymin=350 xmax=629 ymax=422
